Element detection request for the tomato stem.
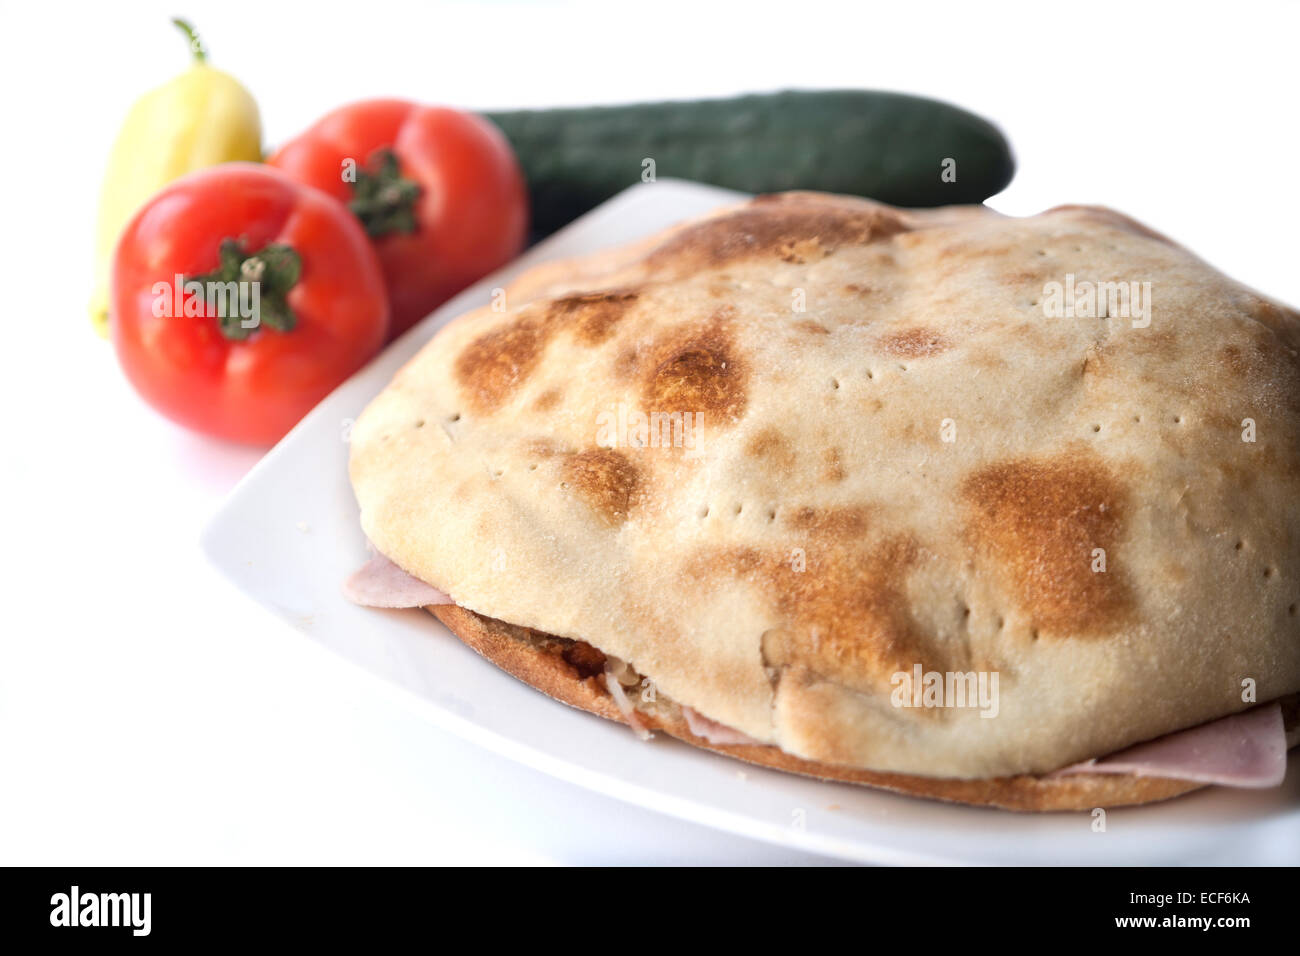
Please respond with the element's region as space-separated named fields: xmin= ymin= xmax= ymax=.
xmin=190 ymin=238 xmax=302 ymax=341
xmin=348 ymin=149 xmax=422 ymax=238
xmin=172 ymin=18 xmax=207 ymax=64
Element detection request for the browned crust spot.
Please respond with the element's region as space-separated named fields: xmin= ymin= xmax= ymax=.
xmin=745 ymin=426 xmax=798 ymax=474
xmin=821 ymin=447 xmax=846 ymax=483
xmin=455 ymin=289 xmax=642 ymax=413
xmin=761 ymin=533 xmax=929 ymax=695
xmin=691 ymin=506 xmax=942 ymax=694
xmin=1220 ymin=336 xmax=1300 ymax=415
xmin=878 ymin=328 xmax=951 ymax=358
xmin=454 ymin=312 xmax=552 ymax=414
xmin=532 ymin=388 xmax=563 ymax=412
xmin=638 ymin=311 xmax=747 ymax=422
xmin=546 ymin=289 xmax=640 ymax=345
xmin=646 ymin=199 xmax=909 ymax=274
xmin=561 ymin=448 xmax=642 ymax=525
xmin=962 ymin=450 xmax=1134 ymax=635
xmin=428 ymin=605 xmax=1206 ymax=812
xmin=785 ymin=504 xmax=872 ymax=538
xmin=525 ymin=438 xmax=569 ymax=459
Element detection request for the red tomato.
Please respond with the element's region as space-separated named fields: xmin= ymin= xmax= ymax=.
xmin=268 ymin=99 xmax=528 ymax=338
xmin=112 ymin=163 xmax=389 ymax=446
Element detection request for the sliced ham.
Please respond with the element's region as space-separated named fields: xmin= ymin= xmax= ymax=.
xmin=1055 ymin=701 xmax=1287 ymax=788
xmin=343 ymin=553 xmax=453 ymax=608
xmin=681 ymin=706 xmax=762 ymax=746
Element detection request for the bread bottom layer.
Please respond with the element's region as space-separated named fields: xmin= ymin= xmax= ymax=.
xmin=429 ymin=604 xmax=1209 ymax=812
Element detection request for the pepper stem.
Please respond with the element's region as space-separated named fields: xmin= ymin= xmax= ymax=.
xmin=172 ymin=18 xmax=207 ymax=64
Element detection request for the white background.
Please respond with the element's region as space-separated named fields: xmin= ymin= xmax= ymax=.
xmin=1 ymin=0 xmax=1296 ymax=864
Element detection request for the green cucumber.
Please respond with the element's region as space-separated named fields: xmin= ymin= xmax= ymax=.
xmin=483 ymin=89 xmax=1015 ymax=239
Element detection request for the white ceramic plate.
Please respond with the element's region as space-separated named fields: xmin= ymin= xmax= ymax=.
xmin=202 ymin=180 xmax=1300 ymax=864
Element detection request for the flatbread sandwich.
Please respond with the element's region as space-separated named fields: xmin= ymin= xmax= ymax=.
xmin=345 ymin=192 xmax=1300 ymax=811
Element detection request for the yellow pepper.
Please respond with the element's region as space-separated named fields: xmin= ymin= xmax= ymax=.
xmin=90 ymin=19 xmax=262 ymax=336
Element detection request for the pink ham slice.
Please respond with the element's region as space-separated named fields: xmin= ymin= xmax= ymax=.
xmin=1055 ymin=701 xmax=1287 ymax=788
xmin=677 ymin=702 xmax=1287 ymax=787
xmin=343 ymin=553 xmax=453 ymax=608
xmin=681 ymin=705 xmax=762 ymax=746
